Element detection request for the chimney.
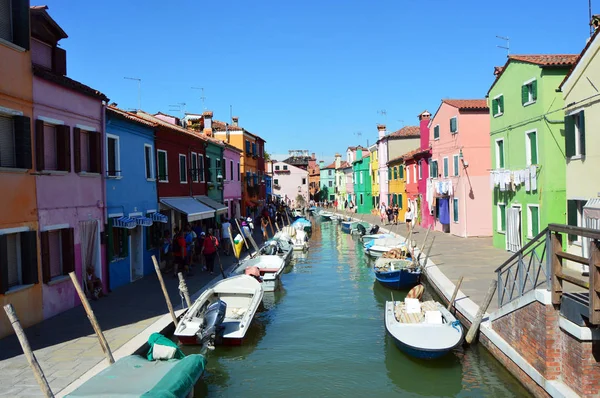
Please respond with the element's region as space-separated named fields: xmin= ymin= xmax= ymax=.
xmin=418 ymin=110 xmax=431 ymax=151
xmin=311 ymin=152 xmax=315 ymax=160
xmin=591 ymin=15 xmax=600 ymax=33
xmin=232 ymin=116 xmax=239 ymax=127
xmin=377 ymin=124 xmax=386 ymax=140
xmin=335 ymin=153 xmax=341 ymax=169
xmin=203 ymin=110 xmax=213 ymax=137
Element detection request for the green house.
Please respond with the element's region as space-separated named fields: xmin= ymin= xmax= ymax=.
xmin=487 ymin=55 xmax=578 ymax=251
xmin=352 ymin=149 xmax=371 ymax=214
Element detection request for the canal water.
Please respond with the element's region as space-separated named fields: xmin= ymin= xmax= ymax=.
xmin=183 ymin=219 xmax=531 ymax=397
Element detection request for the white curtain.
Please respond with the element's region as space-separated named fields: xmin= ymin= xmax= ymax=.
xmin=506 ymin=208 xmax=522 ymax=253
xmin=80 ymin=220 xmax=99 ymax=287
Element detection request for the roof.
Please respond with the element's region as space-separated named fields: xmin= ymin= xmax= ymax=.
xmin=352 ymin=153 xmax=370 ymax=164
xmin=107 ymin=106 xmax=157 ymax=128
xmin=487 ymin=54 xmax=578 ymax=96
xmin=33 ymin=64 xmax=108 ymax=101
xmin=212 ymin=120 xmax=244 ymax=132
xmin=402 ymin=148 xmax=430 ymax=161
xmin=30 ymin=5 xmax=68 ymax=41
xmin=559 ymin=28 xmax=600 ymax=90
xmin=387 ymin=126 xmax=420 ymax=139
xmin=347 ymin=145 xmax=368 ymax=151
xmin=340 ymin=161 xmax=351 ymax=169
xmin=321 ymin=161 xmax=336 ymax=170
xmin=135 ymin=111 xmax=208 ymax=142
xmin=441 ymin=99 xmax=488 ymax=111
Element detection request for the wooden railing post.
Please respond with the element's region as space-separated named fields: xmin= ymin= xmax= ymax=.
xmin=545 ymin=230 xmax=552 ymax=290
xmin=589 ymin=239 xmax=600 ymax=325
xmin=517 ymin=252 xmax=524 ymax=296
xmin=551 ymin=232 xmax=563 ymax=305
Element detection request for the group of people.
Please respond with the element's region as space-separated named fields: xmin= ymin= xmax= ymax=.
xmin=379 ymin=203 xmax=414 ymax=233
xmin=163 ymin=224 xmax=221 ymax=277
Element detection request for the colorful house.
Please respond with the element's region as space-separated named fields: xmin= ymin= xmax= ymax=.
xmin=429 ymin=99 xmax=491 ymax=237
xmin=488 ymin=54 xmax=578 ymax=251
xmin=387 ymin=155 xmax=407 ymax=220
xmin=319 ymin=161 xmax=336 ymax=202
xmin=31 ymin=6 xmax=109 ymax=320
xmin=418 ymin=111 xmax=434 ymax=229
xmin=343 ymin=163 xmax=354 ymax=208
xmin=222 ymin=144 xmax=242 ymax=220
xmin=352 ymin=149 xmax=371 ymax=214
xmin=308 ymin=154 xmax=320 ymax=201
xmin=271 ymin=161 xmax=308 ymax=207
xmin=333 ymin=154 xmax=349 ymax=210
xmin=105 ymin=106 xmax=162 ymax=291
xmin=403 ymin=148 xmax=429 ymax=225
xmin=560 ymin=29 xmax=600 ymax=273
xmin=0 ymin=0 xmax=39 ymax=338
xmin=369 ymin=144 xmax=379 ymax=211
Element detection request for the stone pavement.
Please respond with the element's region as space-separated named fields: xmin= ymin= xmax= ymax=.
xmin=333 ymin=210 xmax=513 ymax=313
xmin=0 ymin=229 xmax=265 ymax=397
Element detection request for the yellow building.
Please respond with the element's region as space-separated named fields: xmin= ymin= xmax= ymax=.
xmin=387 ymin=155 xmax=407 ymax=221
xmin=369 ymin=144 xmax=379 ymax=211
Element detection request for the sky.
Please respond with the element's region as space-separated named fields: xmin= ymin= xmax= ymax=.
xmin=43 ymin=0 xmax=594 ymax=164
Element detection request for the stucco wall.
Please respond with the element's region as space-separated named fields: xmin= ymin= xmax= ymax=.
xmin=272 ymin=162 xmax=308 ymax=206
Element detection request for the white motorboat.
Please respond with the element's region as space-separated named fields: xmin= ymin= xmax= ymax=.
xmin=364 ymin=237 xmax=406 ymax=258
xmin=320 ymin=211 xmax=333 ymax=220
xmin=175 ymin=275 xmax=263 ymax=346
xmin=260 ymin=236 xmax=294 ymax=264
xmin=280 ymin=227 xmax=309 ymax=251
xmin=361 ymin=233 xmax=395 ymax=243
xmin=229 ymin=255 xmax=286 ymax=292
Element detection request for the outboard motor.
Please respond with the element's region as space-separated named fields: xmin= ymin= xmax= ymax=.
xmin=356 ymin=223 xmax=367 ymax=236
xmin=369 ymin=225 xmax=380 ymax=234
xmin=262 ymin=241 xmax=278 ymax=255
xmin=198 ymin=300 xmax=227 ymax=349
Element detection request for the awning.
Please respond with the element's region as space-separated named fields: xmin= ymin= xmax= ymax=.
xmin=133 ymin=216 xmax=153 ymax=227
xmin=584 ymin=198 xmax=600 ymax=220
xmin=194 ymin=195 xmax=228 ymax=215
xmin=150 ymin=212 xmax=168 ymax=223
xmin=160 ymin=197 xmax=214 ymax=221
xmin=113 ymin=216 xmax=137 ymax=229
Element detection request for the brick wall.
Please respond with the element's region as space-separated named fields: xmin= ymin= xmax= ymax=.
xmin=561 ymin=330 xmax=600 ymax=397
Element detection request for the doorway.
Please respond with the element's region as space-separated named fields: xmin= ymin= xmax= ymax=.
xmin=79 ymin=219 xmax=101 ymax=290
xmin=130 ymin=226 xmax=143 ymax=281
xmin=506 ymin=206 xmax=522 ymax=253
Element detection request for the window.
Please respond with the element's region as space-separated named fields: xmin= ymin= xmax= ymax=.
xmin=418 ymin=160 xmax=423 ymax=180
xmin=198 ymin=154 xmax=205 ymax=182
xmin=283 ymin=165 xmax=288 ymax=171
xmin=179 ymin=154 xmax=187 ymax=183
xmin=0 ymin=114 xmax=31 ymax=169
xmin=521 ymin=79 xmax=537 ymax=106
xmin=106 ymin=135 xmax=120 ymax=177
xmin=275 ymin=165 xmax=280 ymax=171
xmin=0 ymin=0 xmax=29 ymax=49
xmin=216 ymin=158 xmax=222 ymax=180
xmin=393 ymin=167 xmax=397 ymax=180
xmin=450 ymin=117 xmax=458 ymax=134
xmin=406 ymin=165 xmax=410 ymax=182
xmin=0 ymin=230 xmax=38 ymax=293
xmin=399 ymin=165 xmax=404 ymax=179
xmin=497 ymin=203 xmax=506 ymax=232
xmin=495 ymin=139 xmax=505 ymax=169
xmin=328 ymin=180 xmax=332 ymax=187
xmin=190 ymin=152 xmax=198 ymax=182
xmin=157 ymin=150 xmax=168 ymax=182
xmin=398 ymin=193 xmax=403 ymax=209
xmin=525 ymin=130 xmax=538 ymax=165
xmin=205 ymin=156 xmax=211 ymax=182
xmin=567 ymin=199 xmax=586 ymax=242
xmin=274 ymin=178 xmax=279 ymax=186
xmin=434 ymin=125 xmax=440 ymax=140
xmin=430 ymin=160 xmax=438 ymax=178
xmin=413 ymin=164 xmax=416 ymax=183
xmin=328 ymin=170 xmax=332 ymax=176
xmin=108 ymin=218 xmax=129 ymax=260
xmin=565 ymin=110 xmax=586 ymax=158
xmin=230 ymin=160 xmax=234 ymax=181
xmin=237 ymin=162 xmax=240 ymax=181
xmin=245 ymin=140 xmax=251 ymax=154
xmin=360 ymin=171 xmax=363 ymax=184
xmin=36 ymin=121 xmax=70 ymax=172
xmin=453 ymin=198 xmax=459 ymax=223
xmin=492 ymin=95 xmax=504 ymax=117
xmin=146 ymin=221 xmax=161 ymax=250
xmin=302 ymin=178 xmax=306 ymax=185
xmin=443 ymin=157 xmax=449 ymax=178
xmin=360 ymin=193 xmax=364 ymax=205
xmin=73 ymin=128 xmax=100 ymax=174
xmin=144 ymin=144 xmax=154 ymax=179
xmin=40 ymin=227 xmax=74 ymax=282
xmin=453 ymin=155 xmax=459 ymax=177
xmin=527 ymin=205 xmax=540 ymax=238
xmin=251 ymin=142 xmax=256 ymax=156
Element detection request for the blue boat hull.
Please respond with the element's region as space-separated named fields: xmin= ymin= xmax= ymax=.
xmin=341 ymin=222 xmax=354 ymax=233
xmin=388 ymin=333 xmax=452 ymax=359
xmin=375 ymin=268 xmax=420 ymax=290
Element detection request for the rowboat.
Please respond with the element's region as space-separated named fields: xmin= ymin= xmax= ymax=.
xmin=374 ymin=257 xmax=421 ymax=290
xmin=175 ymin=275 xmax=263 ymax=346
xmin=66 ymin=333 xmax=206 ymax=397
xmin=229 ymin=255 xmax=286 ymax=292
xmin=385 ymin=292 xmax=464 ymax=359
xmin=364 ymin=238 xmax=406 ymax=258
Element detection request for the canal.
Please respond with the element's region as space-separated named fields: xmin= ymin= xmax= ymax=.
xmin=183 ymin=219 xmax=531 ymax=397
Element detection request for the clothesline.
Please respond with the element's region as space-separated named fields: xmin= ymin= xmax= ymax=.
xmin=490 ymin=166 xmax=538 ymax=192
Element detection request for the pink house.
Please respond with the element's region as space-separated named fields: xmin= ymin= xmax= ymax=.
xmin=31 ymin=7 xmax=108 ymax=319
xmin=418 ymin=111 xmax=434 ymax=228
xmin=271 ymin=161 xmax=309 ymax=206
xmin=223 ymin=144 xmax=242 ymax=219
xmin=429 ymin=100 xmax=491 ymax=237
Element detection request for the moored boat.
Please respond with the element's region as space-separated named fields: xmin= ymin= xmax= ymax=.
xmin=292 ymin=217 xmax=312 ymax=232
xmin=361 ymin=233 xmax=395 ymax=243
xmin=259 ymin=236 xmax=294 ymax=265
xmin=374 ymin=257 xmax=421 ymax=290
xmin=320 ymin=211 xmax=333 ymax=220
xmin=229 ymin=255 xmax=286 ymax=292
xmin=364 ymin=238 xmax=406 ymax=258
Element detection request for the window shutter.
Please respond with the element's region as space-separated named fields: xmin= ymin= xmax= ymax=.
xmin=90 ymin=132 xmax=101 ymax=173
xmin=567 ymin=200 xmax=578 ymax=241
xmin=0 ymin=235 xmax=8 ymax=294
xmin=73 ymin=127 xmax=81 ymax=173
xmin=434 ymin=126 xmax=439 ymax=139
xmin=521 ymin=85 xmax=528 ymax=105
xmin=61 ymin=228 xmax=75 ymax=275
xmin=13 ymin=116 xmax=32 ymax=169
xmin=41 ymin=231 xmax=50 ymax=283
xmin=35 ymin=119 xmax=45 ymax=171
xmin=565 ymin=115 xmax=575 ymax=157
xmin=400 ymin=166 xmax=404 ymax=179
xmin=11 ymin=0 xmax=30 ymax=50
xmin=399 ymin=194 xmax=403 ymax=209
xmin=388 ymin=168 xmax=391 ymax=180
xmin=20 ymin=231 xmax=38 ymax=285
xmin=52 ymin=47 xmax=67 ymax=76
xmin=499 ymin=96 xmax=504 ymax=112
xmin=579 ymin=111 xmax=586 ymax=156
xmin=56 ymin=125 xmax=71 ymax=172
xmin=492 ymin=99 xmax=498 ymax=116
xmin=531 ymin=80 xmax=538 ymax=101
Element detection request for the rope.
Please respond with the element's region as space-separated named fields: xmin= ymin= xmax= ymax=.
xmin=178 ymin=279 xmax=189 ymax=309
xmin=451 ymin=320 xmax=461 ymax=333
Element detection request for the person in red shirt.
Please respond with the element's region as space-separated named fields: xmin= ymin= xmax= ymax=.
xmin=173 ymin=229 xmax=192 ymax=277
xmin=201 ymin=229 xmax=219 ymax=275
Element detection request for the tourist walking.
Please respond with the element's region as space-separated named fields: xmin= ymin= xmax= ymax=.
xmin=221 ymin=218 xmax=232 ymax=256
xmin=380 ymin=203 xmax=387 ymax=224
xmin=404 ymin=207 xmax=414 ymax=233
xmin=173 ymin=229 xmax=191 ymax=277
xmin=393 ymin=205 xmax=399 ymax=225
xmin=201 ymin=229 xmax=219 ymax=275
xmin=386 ymin=206 xmax=393 ymax=225
xmin=261 ymin=216 xmax=269 ymax=241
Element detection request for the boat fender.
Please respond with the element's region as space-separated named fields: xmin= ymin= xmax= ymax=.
xmin=451 ymin=320 xmax=461 ymax=332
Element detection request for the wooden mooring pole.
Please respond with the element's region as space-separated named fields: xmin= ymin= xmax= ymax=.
xmin=421 ymin=236 xmax=436 ymax=271
xmin=152 ymin=255 xmax=178 ymax=327
xmin=447 ymin=276 xmax=464 ymax=311
xmin=416 ymin=226 xmax=432 ymax=262
xmin=3 ymin=304 xmax=54 ymax=398
xmin=68 ymin=272 xmax=114 ymax=365
xmin=465 ymin=279 xmax=498 ymax=344
xmin=234 ymin=218 xmax=255 ymax=258
xmin=177 ymin=272 xmax=192 ymax=308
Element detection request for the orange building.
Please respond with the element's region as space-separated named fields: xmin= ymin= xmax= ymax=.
xmin=0 ymin=1 xmax=44 ymax=338
xmin=213 ymin=116 xmax=266 ymax=218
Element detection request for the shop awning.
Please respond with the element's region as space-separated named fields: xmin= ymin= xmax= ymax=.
xmin=160 ymin=197 xmax=214 ymax=221
xmin=195 ymin=195 xmax=228 ymax=215
xmin=584 ymin=198 xmax=600 ymax=220
xmin=113 ymin=216 xmax=137 ymax=229
xmin=150 ymin=212 xmax=169 ymax=223
xmin=133 ymin=216 xmax=153 ymax=227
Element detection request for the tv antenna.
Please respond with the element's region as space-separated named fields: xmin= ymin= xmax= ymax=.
xmin=377 ymin=109 xmax=387 ymax=121
xmin=169 ymin=102 xmax=186 ymax=115
xmin=496 ymin=35 xmax=510 ymax=57
xmin=124 ymin=77 xmax=142 ymax=110
xmin=191 ymin=87 xmax=206 ymax=110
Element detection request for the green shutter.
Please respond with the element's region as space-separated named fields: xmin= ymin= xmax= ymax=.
xmin=454 ymin=156 xmax=459 ymax=176
xmin=492 ymin=99 xmax=498 ymax=116
xmin=453 ymin=198 xmax=459 ymax=222
xmin=388 ymin=168 xmax=391 ymax=181
xmin=531 ymin=80 xmax=537 ymax=101
xmin=399 ymin=165 xmax=404 ymax=179
xmin=530 ymin=206 xmax=539 ymax=236
xmin=500 ymin=205 xmax=506 ymax=232
xmin=565 ymin=115 xmax=575 ymax=157
xmin=521 ymin=84 xmax=528 ymax=105
xmin=443 ymin=158 xmax=449 ymax=177
xmin=529 ymin=132 xmax=538 ymax=164
xmin=399 ymin=194 xmax=403 ymax=209
xmin=579 ymin=111 xmax=586 ymax=156
xmin=498 ymin=141 xmax=505 ymax=168
xmin=434 ymin=125 xmax=439 ymax=139
xmin=499 ymin=96 xmax=504 ymax=114
xmin=567 ymin=200 xmax=578 ymax=241
xmin=450 ymin=118 xmax=457 ymax=133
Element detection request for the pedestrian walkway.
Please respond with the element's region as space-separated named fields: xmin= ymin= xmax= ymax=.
xmin=333 ymin=210 xmax=512 ymax=313
xmin=0 ymin=229 xmax=266 ymax=397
